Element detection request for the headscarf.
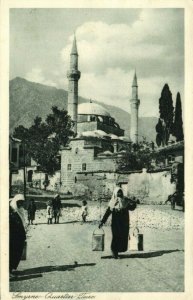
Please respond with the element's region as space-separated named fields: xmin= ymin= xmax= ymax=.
xmin=10 ymin=194 xmax=27 ymax=228
xmin=108 ymin=187 xmax=129 ymax=211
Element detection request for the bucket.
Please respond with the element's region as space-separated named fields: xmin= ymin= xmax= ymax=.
xmin=92 ymin=228 xmax=105 ymax=251
xmin=129 ymin=227 xmax=143 ymax=251
xmin=21 ymin=241 xmax=27 ymax=260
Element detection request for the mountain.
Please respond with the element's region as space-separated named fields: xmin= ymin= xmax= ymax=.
xmin=9 ymin=77 xmax=157 ymax=141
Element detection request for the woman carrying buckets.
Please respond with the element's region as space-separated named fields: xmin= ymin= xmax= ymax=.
xmin=99 ymin=186 xmax=136 ymax=259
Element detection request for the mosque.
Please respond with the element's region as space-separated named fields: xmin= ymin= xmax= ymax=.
xmin=10 ymin=36 xmax=183 ymax=202
xmin=60 ymin=36 xmax=140 ymax=192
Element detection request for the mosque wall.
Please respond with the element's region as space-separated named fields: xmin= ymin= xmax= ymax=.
xmin=60 ymin=139 xmax=117 ymax=193
xmin=77 ymin=121 xmax=124 ymax=136
xmin=77 ymin=122 xmax=98 ymax=133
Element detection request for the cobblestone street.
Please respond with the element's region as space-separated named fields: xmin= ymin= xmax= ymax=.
xmin=10 ymin=205 xmax=184 ymax=292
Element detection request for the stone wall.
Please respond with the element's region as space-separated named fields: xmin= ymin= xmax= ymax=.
xmin=70 ymin=169 xmax=174 ymax=204
xmin=75 ymin=172 xmax=117 ymax=200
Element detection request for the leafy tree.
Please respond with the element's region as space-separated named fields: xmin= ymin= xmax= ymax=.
xmin=13 ymin=106 xmax=73 ymax=175
xmin=13 ymin=125 xmax=29 ymax=142
xmin=173 ymin=92 xmax=184 ymax=141
xmin=156 ymin=84 xmax=174 ymax=146
xmin=116 ymin=151 xmax=139 ymax=171
xmin=116 ymin=141 xmax=153 ymax=172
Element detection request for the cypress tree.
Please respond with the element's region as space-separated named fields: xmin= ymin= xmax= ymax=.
xmin=173 ymin=92 xmax=184 ymax=141
xmin=155 ymin=84 xmax=174 ymax=146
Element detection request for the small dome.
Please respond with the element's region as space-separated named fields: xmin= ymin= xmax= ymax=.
xmin=81 ymin=131 xmax=96 ymax=137
xmin=108 ymin=133 xmax=119 ymax=140
xmin=94 ymin=130 xmax=109 ymax=137
xmin=78 ymin=102 xmax=111 ymax=117
xmin=119 ymin=136 xmax=131 ymax=142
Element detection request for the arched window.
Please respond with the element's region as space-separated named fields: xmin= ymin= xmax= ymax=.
xmin=67 ymin=164 xmax=72 ymax=171
xmin=82 ymin=163 xmax=86 ymax=171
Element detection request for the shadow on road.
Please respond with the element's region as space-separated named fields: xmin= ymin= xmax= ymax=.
xmin=62 ymin=203 xmax=81 ymax=208
xmin=62 ymin=221 xmax=81 ymax=224
xmin=34 ymin=220 xmax=99 ymax=225
xmin=11 ymin=263 xmax=96 ymax=280
xmin=101 ymin=249 xmax=183 ymax=259
xmin=10 ymin=273 xmax=43 ymax=282
xmin=34 ymin=221 xmax=80 ymax=225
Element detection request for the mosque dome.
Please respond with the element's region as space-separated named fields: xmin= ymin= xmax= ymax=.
xmin=78 ymin=102 xmax=111 ymax=117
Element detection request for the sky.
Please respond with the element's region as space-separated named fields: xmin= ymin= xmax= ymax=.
xmin=10 ymin=8 xmax=184 ymax=117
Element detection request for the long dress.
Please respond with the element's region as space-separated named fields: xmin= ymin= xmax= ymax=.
xmin=9 ymin=206 xmax=26 ymax=271
xmin=52 ymin=198 xmax=62 ymax=223
xmin=27 ymin=202 xmax=36 ymax=221
xmin=101 ymin=200 xmax=136 ymax=253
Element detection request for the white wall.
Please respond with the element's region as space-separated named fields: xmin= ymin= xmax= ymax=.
xmin=126 ymin=169 xmax=174 ymax=204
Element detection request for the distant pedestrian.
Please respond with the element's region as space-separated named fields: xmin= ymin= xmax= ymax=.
xmin=46 ymin=201 xmax=53 ymax=224
xmin=81 ymin=200 xmax=88 ymax=223
xmin=99 ymin=187 xmax=136 ymax=259
xmin=9 ymin=194 xmax=27 ymax=278
xmin=52 ymin=194 xmax=62 ymax=224
xmin=27 ymin=199 xmax=36 ymax=225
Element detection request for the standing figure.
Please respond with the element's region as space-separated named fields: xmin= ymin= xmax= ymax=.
xmin=99 ymin=187 xmax=136 ymax=259
xmin=9 ymin=194 xmax=27 ymax=277
xmin=46 ymin=201 xmax=53 ymax=224
xmin=27 ymin=199 xmax=36 ymax=225
xmin=52 ymin=194 xmax=62 ymax=224
xmin=81 ymin=200 xmax=88 ymax=223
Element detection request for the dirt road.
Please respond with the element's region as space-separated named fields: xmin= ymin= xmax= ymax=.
xmin=10 ymin=204 xmax=184 ymax=292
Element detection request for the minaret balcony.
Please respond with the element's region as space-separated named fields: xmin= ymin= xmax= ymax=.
xmin=130 ymin=99 xmax=140 ymax=106
xmin=67 ymin=70 xmax=81 ymax=80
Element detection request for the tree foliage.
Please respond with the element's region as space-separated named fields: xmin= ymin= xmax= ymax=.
xmin=116 ymin=140 xmax=154 ymax=172
xmin=172 ymin=92 xmax=184 ymax=142
xmin=156 ymin=84 xmax=174 ymax=146
xmin=13 ymin=106 xmax=73 ymax=175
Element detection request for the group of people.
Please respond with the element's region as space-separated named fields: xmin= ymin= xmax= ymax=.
xmin=9 ymin=186 xmax=137 ymax=278
xmin=46 ymin=194 xmax=62 ymax=224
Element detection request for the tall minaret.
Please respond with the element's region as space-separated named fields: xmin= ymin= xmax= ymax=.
xmin=130 ymin=71 xmax=140 ymax=144
xmin=67 ymin=34 xmax=81 ymax=135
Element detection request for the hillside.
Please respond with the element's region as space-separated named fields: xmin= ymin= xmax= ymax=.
xmin=9 ymin=77 xmax=157 ymax=141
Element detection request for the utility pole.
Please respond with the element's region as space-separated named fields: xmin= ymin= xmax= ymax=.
xmin=23 ymin=142 xmax=26 ymax=200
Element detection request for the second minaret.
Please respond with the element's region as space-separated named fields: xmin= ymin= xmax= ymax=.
xmin=67 ymin=35 xmax=81 ymax=135
xmin=130 ymin=71 xmax=140 ymax=144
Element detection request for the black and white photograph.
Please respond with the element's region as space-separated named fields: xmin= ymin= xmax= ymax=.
xmin=1 ymin=1 xmax=193 ymax=299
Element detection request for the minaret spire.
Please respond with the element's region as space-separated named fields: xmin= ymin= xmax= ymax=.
xmin=132 ymin=69 xmax=138 ymax=87
xmin=130 ymin=71 xmax=140 ymax=144
xmin=67 ymin=34 xmax=81 ymax=135
xmin=71 ymin=33 xmax=78 ymax=55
